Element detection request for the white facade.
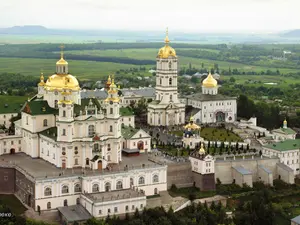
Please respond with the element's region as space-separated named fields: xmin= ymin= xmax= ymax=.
xmin=0 ymin=113 xmax=18 ymax=128
xmin=190 ymin=154 xmax=215 ymax=175
xmin=34 ymin=164 xmax=167 ymax=211
xmin=147 ymin=37 xmax=185 ymax=126
xmin=263 ymin=146 xmax=300 ymax=175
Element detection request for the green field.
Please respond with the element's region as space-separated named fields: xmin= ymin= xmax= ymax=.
xmin=0 ymin=57 xmax=150 ymax=79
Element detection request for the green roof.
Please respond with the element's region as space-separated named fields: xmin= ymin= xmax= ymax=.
xmin=74 ymin=98 xmax=101 ymax=116
xmin=264 ymin=139 xmax=300 ymax=151
xmin=121 ymin=125 xmax=138 ymax=139
xmin=273 ymin=127 xmax=296 ymax=135
xmin=39 ymin=127 xmax=57 ymax=141
xmin=120 ymin=107 xmax=134 ymax=116
xmin=23 ymin=100 xmax=58 ymax=116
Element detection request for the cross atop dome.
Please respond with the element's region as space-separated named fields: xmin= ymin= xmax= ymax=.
xmin=164 ymin=27 xmax=170 ymax=44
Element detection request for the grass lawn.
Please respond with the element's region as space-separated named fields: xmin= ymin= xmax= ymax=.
xmin=0 ymin=194 xmax=27 ymax=215
xmin=169 ymin=186 xmax=216 ymax=199
xmin=201 ymin=127 xmax=242 ymax=142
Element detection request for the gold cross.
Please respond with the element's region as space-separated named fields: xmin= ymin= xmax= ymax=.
xmin=166 ymin=27 xmax=168 ymax=37
xmin=60 ymin=44 xmax=65 ymax=58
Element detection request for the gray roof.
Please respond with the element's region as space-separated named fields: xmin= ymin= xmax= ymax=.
xmin=80 ymin=90 xmax=108 ymax=99
xmin=84 ymin=189 xmax=145 ymax=203
xmin=233 ymin=166 xmax=252 ymax=175
xmin=258 ymin=165 xmax=272 ymax=174
xmin=122 ymin=87 xmax=155 ymax=98
xmin=57 ymin=205 xmax=92 ymax=222
xmin=291 ymin=215 xmax=300 ymax=224
xmin=80 ymin=88 xmax=155 ymax=100
xmin=186 ymin=93 xmax=236 ymax=102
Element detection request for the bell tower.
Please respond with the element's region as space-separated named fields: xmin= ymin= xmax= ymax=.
xmin=155 ymin=28 xmax=180 ymax=105
xmin=37 ymin=71 xmax=45 ymax=97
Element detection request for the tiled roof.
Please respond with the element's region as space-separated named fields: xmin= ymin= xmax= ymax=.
xmin=121 ymin=126 xmax=138 ymax=139
xmin=23 ymin=100 xmax=58 ymax=116
xmin=273 ymin=127 xmax=296 ymax=135
xmin=57 ymin=205 xmax=92 ymax=222
xmin=39 ymin=127 xmax=57 ymax=141
xmin=264 ymin=139 xmax=300 ymax=151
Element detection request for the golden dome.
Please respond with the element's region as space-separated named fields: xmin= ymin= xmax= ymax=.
xmin=45 ymin=74 xmax=80 ymax=91
xmin=38 ymin=72 xmax=45 ymax=86
xmin=108 ymin=78 xmax=118 ymax=94
xmin=202 ymin=72 xmax=218 ymax=88
xmin=184 ymin=122 xmax=200 ymax=130
xmin=283 ymin=119 xmax=287 ymax=124
xmin=107 ymin=75 xmax=111 ymax=85
xmin=199 ymin=143 xmax=205 ymax=155
xmin=157 ymin=28 xmax=176 ymax=59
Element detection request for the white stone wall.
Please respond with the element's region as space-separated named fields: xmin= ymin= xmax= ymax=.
xmin=0 ymin=135 xmax=23 ymax=155
xmin=21 ymin=113 xmax=55 ymax=133
xmin=0 ymin=113 xmax=18 ymax=128
xmin=80 ymin=194 xmax=146 ymax=218
xmin=263 ymin=147 xmax=300 ymax=175
xmin=121 ymin=116 xmax=135 ymax=128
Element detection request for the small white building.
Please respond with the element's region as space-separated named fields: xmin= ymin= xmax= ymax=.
xmin=272 ymin=119 xmax=296 ymax=141
xmin=263 ymin=139 xmax=300 ymax=175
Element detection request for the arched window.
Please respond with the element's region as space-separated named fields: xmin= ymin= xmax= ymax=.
xmin=170 ymin=95 xmax=173 ymax=102
xmin=62 ymin=129 xmax=66 ymax=136
xmin=86 ymin=158 xmax=89 ymax=165
xmin=44 ymin=187 xmax=52 ymax=196
xmin=169 ymin=61 xmax=172 ymax=69
xmin=62 ymin=185 xmax=69 ymax=194
xmin=76 ymin=198 xmax=80 ymax=205
xmin=160 ymin=78 xmax=162 ymax=85
xmin=74 ymin=158 xmax=78 ymax=165
xmin=110 ymin=108 xmax=113 ymax=114
xmin=116 ymin=181 xmax=123 ymax=190
xmin=74 ymin=183 xmax=81 ymax=193
xmin=43 ymin=119 xmax=48 ymax=127
xmin=54 ymin=100 xmax=58 ymax=109
xmin=92 ymin=183 xmax=99 ymax=193
xmin=105 ymin=182 xmax=111 ymax=192
xmin=88 ymin=125 xmax=95 ymax=137
xmin=110 ymin=125 xmax=113 ymax=132
xmin=130 ymin=178 xmax=134 ymax=186
xmin=153 ymin=174 xmax=159 ymax=183
xmin=169 ymin=78 xmax=172 ymax=85
xmin=138 ymin=176 xmax=145 ymax=185
xmin=64 ymin=199 xmax=68 ymax=206
xmin=63 ymin=111 xmax=66 ymax=117
xmin=47 ymin=202 xmax=51 ymax=209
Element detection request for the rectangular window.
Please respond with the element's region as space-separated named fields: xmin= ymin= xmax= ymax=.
xmin=108 ymin=209 xmax=111 ymax=213
xmin=129 ymin=118 xmax=131 ymax=122
xmin=11 ymin=141 xmax=13 ymax=145
xmin=4 ymin=141 xmax=6 ymax=146
xmin=132 ymin=205 xmax=135 ymax=210
xmin=19 ymin=140 xmax=21 ymax=144
xmin=114 ymin=207 xmax=118 ymax=213
xmin=140 ymin=204 xmax=143 ymax=209
xmin=99 ymin=210 xmax=102 ymax=215
xmin=125 ymin=205 xmax=129 ymax=211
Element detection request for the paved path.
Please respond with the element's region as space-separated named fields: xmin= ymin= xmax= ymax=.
xmin=24 ymin=208 xmax=60 ymax=224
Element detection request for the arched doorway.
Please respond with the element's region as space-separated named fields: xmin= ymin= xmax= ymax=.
xmin=76 ymin=198 xmax=80 ymax=205
xmin=10 ymin=148 xmax=15 ymax=154
xmin=105 ymin=182 xmax=111 ymax=192
xmin=37 ymin=205 xmax=40 ymax=212
xmin=154 ymin=188 xmax=158 ymax=195
xmin=63 ymin=199 xmax=68 ymax=206
xmin=98 ymin=160 xmax=102 ymax=170
xmin=86 ymin=158 xmax=89 ymax=166
xmin=137 ymin=141 xmax=144 ymax=150
xmin=216 ymin=111 xmax=225 ymax=122
xmin=61 ymin=159 xmax=66 ymax=169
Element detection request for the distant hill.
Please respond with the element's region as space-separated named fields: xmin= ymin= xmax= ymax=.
xmin=282 ymin=29 xmax=300 ymax=37
xmin=0 ymin=25 xmax=50 ymax=34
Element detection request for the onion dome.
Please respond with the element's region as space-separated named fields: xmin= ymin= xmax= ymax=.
xmin=202 ymin=72 xmax=218 ymax=88
xmin=157 ymin=28 xmax=176 ymax=58
xmin=38 ymin=72 xmax=45 ymax=86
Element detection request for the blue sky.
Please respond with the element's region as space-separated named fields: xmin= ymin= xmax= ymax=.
xmin=1 ymin=0 xmax=299 ymax=32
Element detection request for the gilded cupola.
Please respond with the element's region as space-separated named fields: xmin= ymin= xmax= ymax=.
xmin=157 ymin=28 xmax=177 ymax=59
xmin=44 ymin=45 xmax=80 ymax=91
xmin=202 ymin=72 xmax=218 ymax=88
xmin=38 ymin=71 xmax=45 ymax=86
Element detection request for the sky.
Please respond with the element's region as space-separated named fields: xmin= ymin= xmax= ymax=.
xmin=1 ymin=0 xmax=299 ymax=32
